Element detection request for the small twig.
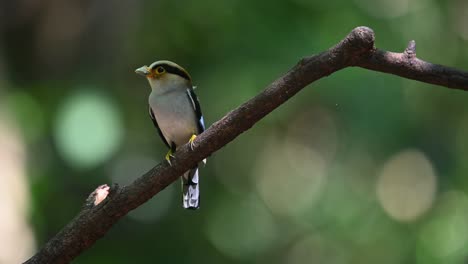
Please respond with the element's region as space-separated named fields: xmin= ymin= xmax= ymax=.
xmin=24 ymin=26 xmax=468 ymax=264
xmin=404 ymin=40 xmax=416 ymax=59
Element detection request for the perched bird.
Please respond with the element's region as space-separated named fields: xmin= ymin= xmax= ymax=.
xmin=135 ymin=60 xmax=205 ymax=209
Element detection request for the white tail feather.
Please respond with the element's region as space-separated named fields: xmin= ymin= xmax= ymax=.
xmin=182 ymin=168 xmax=200 ymax=209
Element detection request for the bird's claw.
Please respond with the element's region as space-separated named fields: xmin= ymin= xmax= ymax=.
xmin=165 ymin=150 xmax=175 ymax=166
xmin=189 ymin=134 xmax=206 ymax=166
xmin=189 ymin=134 xmax=197 ymax=150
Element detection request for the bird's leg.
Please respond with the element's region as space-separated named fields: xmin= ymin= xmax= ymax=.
xmin=188 ymin=134 xmax=197 ymax=150
xmin=165 ymin=143 xmax=177 ymax=166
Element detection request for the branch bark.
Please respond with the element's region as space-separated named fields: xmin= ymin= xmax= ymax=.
xmin=25 ymin=26 xmax=468 ymax=264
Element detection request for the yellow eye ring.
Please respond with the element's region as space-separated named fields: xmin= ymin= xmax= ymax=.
xmin=156 ymin=66 xmax=165 ymax=74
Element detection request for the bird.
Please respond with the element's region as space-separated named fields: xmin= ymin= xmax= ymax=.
xmin=135 ymin=60 xmax=205 ymax=209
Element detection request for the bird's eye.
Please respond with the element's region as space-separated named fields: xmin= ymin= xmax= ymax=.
xmin=156 ymin=66 xmax=165 ymax=74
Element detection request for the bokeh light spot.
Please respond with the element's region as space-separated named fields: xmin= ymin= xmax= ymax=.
xmin=205 ymin=195 xmax=278 ymax=260
xmin=255 ymin=134 xmax=327 ymax=219
xmin=377 ymin=149 xmax=436 ymax=222
xmin=55 ymin=90 xmax=123 ymax=169
xmin=255 ymin=108 xmax=335 ymax=220
xmin=0 ymin=113 xmax=36 ymax=263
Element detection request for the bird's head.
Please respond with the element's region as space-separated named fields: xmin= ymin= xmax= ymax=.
xmin=135 ymin=60 xmax=192 ymax=90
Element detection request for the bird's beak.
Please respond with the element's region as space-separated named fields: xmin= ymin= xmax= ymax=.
xmin=135 ymin=66 xmax=150 ymax=77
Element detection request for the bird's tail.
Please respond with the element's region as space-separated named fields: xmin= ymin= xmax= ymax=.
xmin=182 ymin=167 xmax=200 ymax=209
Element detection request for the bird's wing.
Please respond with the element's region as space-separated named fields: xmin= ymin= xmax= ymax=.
xmin=149 ymin=105 xmax=170 ymax=148
xmin=186 ymin=88 xmax=205 ymax=133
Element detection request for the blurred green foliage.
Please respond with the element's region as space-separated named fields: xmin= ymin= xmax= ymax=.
xmin=1 ymin=0 xmax=468 ymax=263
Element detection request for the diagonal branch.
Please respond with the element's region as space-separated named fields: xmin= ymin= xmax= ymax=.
xmin=25 ymin=26 xmax=468 ymax=264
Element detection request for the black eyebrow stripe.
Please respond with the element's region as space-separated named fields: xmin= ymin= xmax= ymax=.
xmin=152 ymin=63 xmax=191 ymax=80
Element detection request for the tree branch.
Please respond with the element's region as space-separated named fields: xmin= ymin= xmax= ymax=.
xmin=25 ymin=26 xmax=468 ymax=264
xmin=354 ymin=39 xmax=468 ymax=90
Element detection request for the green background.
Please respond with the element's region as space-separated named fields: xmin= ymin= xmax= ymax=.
xmin=1 ymin=0 xmax=468 ymax=263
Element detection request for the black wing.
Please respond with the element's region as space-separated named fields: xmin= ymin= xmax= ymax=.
xmin=186 ymin=88 xmax=205 ymax=134
xmin=149 ymin=106 xmax=170 ymax=148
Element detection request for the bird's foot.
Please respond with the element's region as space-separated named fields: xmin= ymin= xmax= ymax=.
xmin=189 ymin=134 xmax=197 ymax=150
xmin=165 ymin=149 xmax=175 ymax=166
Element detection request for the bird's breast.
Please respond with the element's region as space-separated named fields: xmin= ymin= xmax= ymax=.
xmin=149 ymin=91 xmax=197 ymax=147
